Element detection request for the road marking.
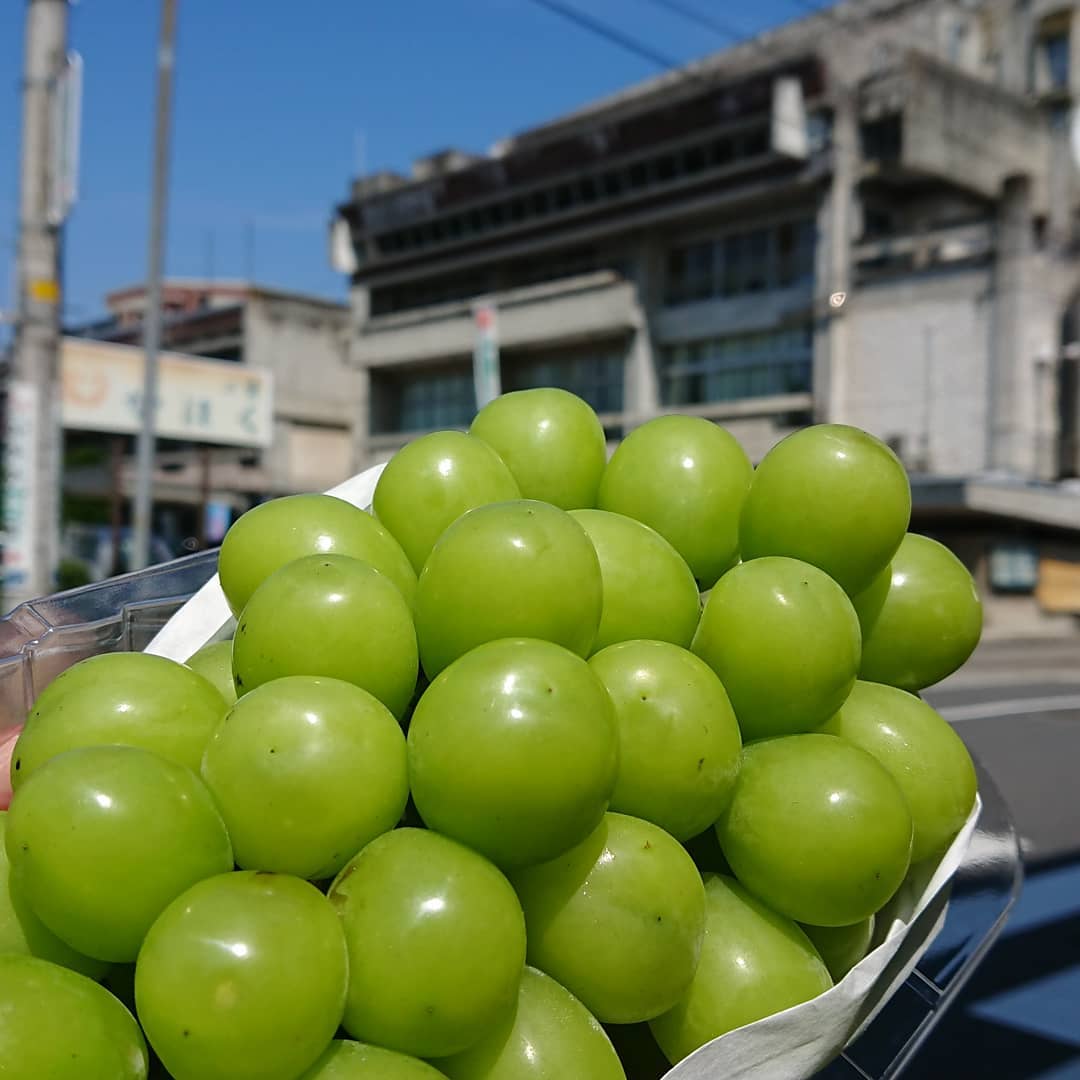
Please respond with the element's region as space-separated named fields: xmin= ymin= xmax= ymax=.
xmin=937 ymin=693 xmax=1080 ymax=723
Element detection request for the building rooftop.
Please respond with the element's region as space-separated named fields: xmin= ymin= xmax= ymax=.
xmin=345 ymin=0 xmax=924 ymax=204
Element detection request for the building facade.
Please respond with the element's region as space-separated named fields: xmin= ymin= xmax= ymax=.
xmin=66 ymin=281 xmax=358 ymax=562
xmin=332 ymin=0 xmax=1080 ymax=630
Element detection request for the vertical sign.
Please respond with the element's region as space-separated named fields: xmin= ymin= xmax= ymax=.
xmin=473 ymin=301 xmax=501 ymax=410
xmin=48 ymin=51 xmax=82 ymax=226
xmin=771 ymin=75 xmax=809 ymax=161
xmin=2 ymin=382 xmax=40 ymax=594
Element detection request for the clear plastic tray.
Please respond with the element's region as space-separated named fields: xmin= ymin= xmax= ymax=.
xmin=0 ymin=558 xmax=1022 ymax=1078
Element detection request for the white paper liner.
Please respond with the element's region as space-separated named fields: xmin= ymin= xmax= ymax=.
xmin=143 ymin=461 xmax=979 ymax=1079
xmin=664 ymin=796 xmax=979 ymax=1078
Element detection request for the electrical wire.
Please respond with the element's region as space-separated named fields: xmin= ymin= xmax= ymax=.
xmin=523 ymin=0 xmax=698 ymax=77
xmin=635 ymin=0 xmax=753 ymax=45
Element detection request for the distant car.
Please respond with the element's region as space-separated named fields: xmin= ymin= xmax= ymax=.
xmin=61 ymin=524 xmax=178 ymax=583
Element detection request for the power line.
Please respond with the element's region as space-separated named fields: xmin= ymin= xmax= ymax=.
xmin=521 ymin=0 xmax=825 ymax=150
xmin=636 ymin=0 xmax=751 ymax=44
xmin=523 ymin=0 xmax=695 ymax=77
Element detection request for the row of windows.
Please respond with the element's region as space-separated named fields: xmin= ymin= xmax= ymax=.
xmin=372 ymin=351 xmax=625 ymax=435
xmin=659 ymin=326 xmax=814 ymax=407
xmin=369 ymin=248 xmax=613 ymax=319
xmin=664 ymin=220 xmax=816 ymax=306
xmin=371 ymin=326 xmax=812 ymax=435
xmin=371 ymin=216 xmax=813 ymax=321
xmin=393 ymin=369 xmax=476 ymax=435
xmin=373 ymin=125 xmax=775 ymax=260
xmin=504 ymin=354 xmax=624 ymax=415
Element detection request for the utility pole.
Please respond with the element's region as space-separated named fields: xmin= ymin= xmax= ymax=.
xmin=132 ymin=0 xmax=177 ymax=570
xmin=3 ymin=0 xmax=69 ymax=608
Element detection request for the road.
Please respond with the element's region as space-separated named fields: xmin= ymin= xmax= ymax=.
xmin=926 ymin=636 xmax=1080 ymax=864
xmin=914 ymin=635 xmax=1080 ymax=1078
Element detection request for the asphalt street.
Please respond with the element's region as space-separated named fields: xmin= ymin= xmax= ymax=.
xmin=911 ymin=635 xmax=1080 ymax=1078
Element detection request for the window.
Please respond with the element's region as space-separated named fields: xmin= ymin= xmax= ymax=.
xmin=664 ymin=219 xmax=816 ymax=306
xmin=739 ymin=126 xmax=769 ymax=157
xmin=1041 ymin=32 xmax=1071 ymax=91
xmin=989 ymin=543 xmax=1038 ymax=594
xmin=860 ymin=115 xmax=902 ymax=162
xmin=745 ymin=228 xmax=770 ymax=292
xmin=684 ymin=146 xmax=707 ymax=174
xmin=665 ymin=242 xmax=714 ymax=305
xmin=371 ymin=365 xmax=476 ymax=434
xmin=775 ymin=220 xmax=816 ymax=286
xmin=720 ymin=232 xmax=746 ymax=297
xmin=504 ymin=350 xmax=624 ymax=414
xmin=710 ymin=137 xmax=735 ymax=166
xmin=659 ymin=325 xmax=813 ymax=406
xmin=602 ymin=171 xmax=623 ymax=196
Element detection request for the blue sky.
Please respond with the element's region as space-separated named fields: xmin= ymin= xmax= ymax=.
xmin=0 ymin=0 xmax=813 ymax=328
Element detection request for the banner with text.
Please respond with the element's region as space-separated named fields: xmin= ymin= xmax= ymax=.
xmin=60 ymin=337 xmax=274 ymax=448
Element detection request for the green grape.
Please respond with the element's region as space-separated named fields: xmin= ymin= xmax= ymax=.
xmin=329 ymin=828 xmax=526 ymax=1058
xmin=301 ymin=1040 xmax=449 ymax=1079
xmin=469 ymin=388 xmax=607 ymax=510
xmin=413 ymin=500 xmax=602 ymax=678
xmin=6 ymin=745 xmax=232 ymax=962
xmin=649 ymin=875 xmax=833 ymax=1062
xmin=569 ymin=510 xmax=701 ymax=652
xmin=0 ymin=811 xmax=108 ymax=977
xmin=738 ymin=424 xmax=911 ymax=596
xmin=853 ymin=533 xmax=983 ymax=691
xmin=597 ymin=415 xmax=752 ymax=588
xmin=232 ymin=554 xmax=418 ymax=718
xmin=691 ymin=557 xmax=861 ymax=741
xmin=0 ymin=954 xmax=148 ymax=1079
xmin=202 ymin=676 xmax=408 ymax=880
xmin=589 ymin=640 xmax=741 ymax=842
xmin=373 ymin=430 xmax=521 ymax=573
xmin=820 ymin=680 xmax=977 ymax=863
xmin=800 ymin=916 xmax=875 ymax=982
xmin=717 ymin=734 xmax=913 ymax=926
xmin=12 ymin=652 xmax=226 ymax=788
xmin=185 ymin=640 xmax=238 ymax=707
xmin=136 ymin=872 xmax=348 ymax=1080
xmin=510 ymin=813 xmax=706 ymax=1024
xmin=436 ymin=966 xmax=626 ymax=1080
xmin=218 ymin=493 xmax=416 ymax=614
xmin=408 ymin=639 xmax=618 ymax=869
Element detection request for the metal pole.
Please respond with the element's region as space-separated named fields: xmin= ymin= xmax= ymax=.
xmin=132 ymin=0 xmax=177 ymax=570
xmin=3 ymin=0 xmax=68 ymax=608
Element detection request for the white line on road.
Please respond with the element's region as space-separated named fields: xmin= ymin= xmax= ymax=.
xmin=937 ymin=693 xmax=1080 ymax=723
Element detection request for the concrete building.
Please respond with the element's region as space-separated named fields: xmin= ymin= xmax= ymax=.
xmin=331 ymin=0 xmax=1080 ymax=630
xmin=65 ymin=280 xmax=357 ymax=561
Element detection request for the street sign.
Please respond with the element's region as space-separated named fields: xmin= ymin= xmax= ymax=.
xmin=1 ymin=382 xmax=40 ymax=592
xmin=473 ymin=301 xmax=501 ymax=409
xmin=60 ymin=337 xmax=274 ymax=447
xmin=771 ymin=75 xmax=809 ymax=161
xmin=48 ymin=51 xmax=82 ymax=226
